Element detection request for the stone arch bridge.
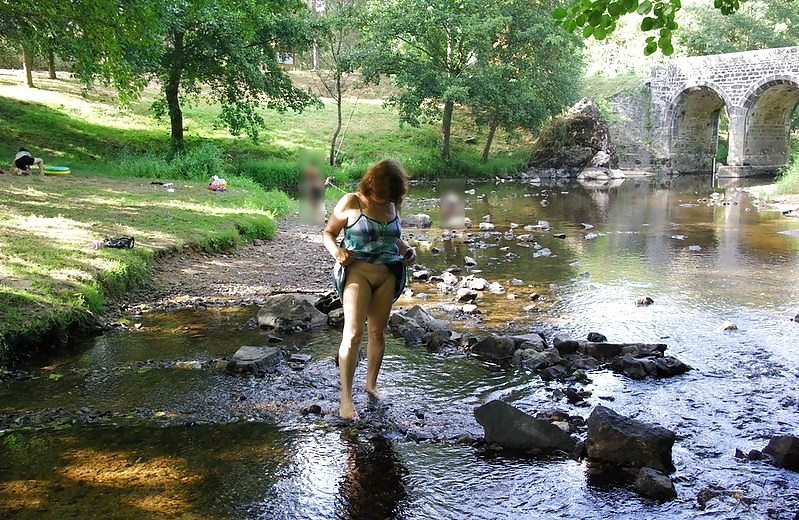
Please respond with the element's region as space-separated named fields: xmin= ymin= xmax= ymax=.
xmin=650 ymin=46 xmax=799 ymax=177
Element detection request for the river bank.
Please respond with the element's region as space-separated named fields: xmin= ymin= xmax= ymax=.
xmin=0 ymin=174 xmax=292 ymax=365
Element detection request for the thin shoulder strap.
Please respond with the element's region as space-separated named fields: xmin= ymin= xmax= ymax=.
xmin=351 ymin=193 xmax=363 ymax=212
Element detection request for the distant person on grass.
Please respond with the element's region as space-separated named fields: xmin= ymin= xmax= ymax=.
xmin=13 ymin=148 xmax=44 ymax=175
xmin=323 ymin=159 xmax=416 ymax=420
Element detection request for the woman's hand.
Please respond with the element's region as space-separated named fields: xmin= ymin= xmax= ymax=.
xmin=334 ymin=247 xmax=356 ymax=266
xmin=402 ymin=247 xmax=416 ymax=266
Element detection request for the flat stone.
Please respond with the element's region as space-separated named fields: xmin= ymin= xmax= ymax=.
xmin=257 ymin=294 xmax=327 ymax=333
xmin=474 ymin=400 xmax=576 ymax=452
xmin=227 ymin=346 xmax=282 ymax=375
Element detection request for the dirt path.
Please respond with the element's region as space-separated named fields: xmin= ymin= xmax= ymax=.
xmin=125 ymin=216 xmax=335 ymax=309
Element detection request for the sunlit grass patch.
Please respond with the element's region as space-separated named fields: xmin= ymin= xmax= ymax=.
xmin=0 ymin=175 xmax=292 ymax=364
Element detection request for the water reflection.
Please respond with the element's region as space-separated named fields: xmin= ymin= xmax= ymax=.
xmin=337 ymin=432 xmax=409 ymax=520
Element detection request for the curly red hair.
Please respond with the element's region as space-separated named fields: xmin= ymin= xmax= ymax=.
xmin=358 ymin=159 xmax=408 ymax=207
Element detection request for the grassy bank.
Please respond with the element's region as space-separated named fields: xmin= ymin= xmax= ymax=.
xmin=0 ymin=69 xmax=531 ymax=190
xmin=0 ymin=174 xmax=291 ymax=365
xmin=776 ymin=135 xmax=799 ymax=194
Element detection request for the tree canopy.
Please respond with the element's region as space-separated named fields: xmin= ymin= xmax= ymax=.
xmin=677 ymin=0 xmax=799 ymax=55
xmin=554 ymin=0 xmax=751 ymax=55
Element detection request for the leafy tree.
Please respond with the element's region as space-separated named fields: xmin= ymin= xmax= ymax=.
xmin=363 ymin=0 xmax=503 ymax=159
xmin=0 ymin=0 xmax=161 ymax=95
xmin=553 ymin=0 xmax=750 ymax=56
xmin=313 ymin=0 xmax=363 ymax=165
xmin=677 ymin=0 xmax=799 ymax=55
xmin=153 ymin=0 xmax=320 ymax=150
xmin=469 ymin=0 xmax=584 ymax=161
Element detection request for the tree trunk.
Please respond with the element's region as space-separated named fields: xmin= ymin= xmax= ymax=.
xmin=22 ymin=45 xmax=34 ymax=87
xmin=329 ymin=73 xmax=343 ymax=166
xmin=166 ymin=32 xmax=186 ymax=151
xmin=441 ymin=99 xmax=454 ymax=160
xmin=48 ymin=50 xmax=57 ymax=79
xmin=482 ymin=117 xmax=499 ymax=162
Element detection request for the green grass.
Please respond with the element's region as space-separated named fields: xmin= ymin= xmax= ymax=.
xmin=0 ymin=174 xmax=292 ymax=365
xmin=0 ymin=67 xmax=534 ymax=363
xmin=0 ymin=69 xmax=531 ymax=189
xmin=775 ymin=135 xmax=799 ymax=194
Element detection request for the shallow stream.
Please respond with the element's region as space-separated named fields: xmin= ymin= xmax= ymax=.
xmin=2 ymin=176 xmax=799 ymax=519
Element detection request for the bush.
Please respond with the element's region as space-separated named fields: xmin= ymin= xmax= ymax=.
xmin=116 ymin=142 xmax=230 ymax=181
xmin=775 ymin=135 xmax=799 ymax=194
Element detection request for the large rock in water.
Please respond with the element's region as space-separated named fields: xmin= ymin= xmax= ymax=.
xmin=474 ymin=400 xmax=576 ymax=452
xmin=763 ymin=435 xmax=799 ymax=471
xmin=401 ymin=213 xmax=433 ymax=228
xmin=257 ymin=293 xmax=327 ymax=332
xmin=586 ymin=405 xmax=676 ymax=472
xmin=471 ymin=335 xmax=517 ymax=360
xmin=529 ymin=98 xmax=618 ymax=170
xmin=227 ymin=346 xmax=282 ymax=375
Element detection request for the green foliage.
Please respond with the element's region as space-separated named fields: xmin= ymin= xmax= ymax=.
xmin=234 ymin=158 xmax=304 ymax=191
xmin=117 ymin=142 xmax=231 ymax=180
xmin=775 ymin=135 xmax=799 ymax=194
xmin=468 ymin=0 xmax=584 ymax=159
xmin=677 ymin=0 xmax=799 ymax=55
xmin=0 ymin=0 xmax=162 ymax=100
xmin=555 ymin=0 xmax=750 ymax=55
xmin=363 ymin=0 xmax=503 ymax=158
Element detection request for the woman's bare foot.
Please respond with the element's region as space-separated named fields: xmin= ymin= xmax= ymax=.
xmin=339 ymin=400 xmax=359 ymax=420
xmin=365 ymin=385 xmax=384 ymax=400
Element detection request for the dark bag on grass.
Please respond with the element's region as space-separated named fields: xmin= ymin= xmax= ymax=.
xmin=104 ymin=236 xmax=135 ymax=249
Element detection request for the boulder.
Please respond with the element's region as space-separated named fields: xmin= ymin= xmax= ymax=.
xmin=471 ymin=335 xmax=517 ymax=360
xmin=635 ymin=467 xmax=677 ymax=501
xmin=513 ymin=349 xmax=550 ymax=370
xmin=621 ymin=354 xmax=657 ymax=380
xmin=653 ymin=356 xmax=691 ymax=378
xmin=474 ymin=400 xmax=576 ymax=452
xmin=529 ymin=98 xmax=618 ymax=171
xmin=510 ymin=333 xmax=547 ymax=351
xmin=586 ymin=405 xmax=676 ymax=472
xmin=553 ymin=334 xmax=580 ymax=355
xmin=763 ymin=435 xmax=799 ymax=471
xmin=227 ymin=346 xmax=282 ymax=375
xmin=313 ymin=291 xmax=342 ymax=314
xmin=401 ymin=214 xmax=433 ymax=228
xmin=587 ymin=332 xmax=607 ymax=343
xmin=586 ymin=342 xmax=624 ymax=358
xmin=327 ymin=308 xmax=345 ymax=328
xmin=539 ymin=364 xmax=570 ymax=381
xmin=257 ymin=294 xmax=327 ymax=332
xmin=456 ymin=288 xmax=479 ymax=302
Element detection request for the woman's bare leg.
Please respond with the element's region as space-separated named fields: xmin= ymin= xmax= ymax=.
xmin=33 ymin=158 xmax=44 ymax=175
xmin=365 ymin=273 xmax=396 ymax=398
xmin=339 ymin=268 xmax=372 ymax=419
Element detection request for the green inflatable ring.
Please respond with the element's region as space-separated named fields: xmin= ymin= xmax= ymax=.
xmin=44 ymin=166 xmax=71 ymax=175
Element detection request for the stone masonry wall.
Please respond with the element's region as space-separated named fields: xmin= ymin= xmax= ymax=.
xmin=649 ymin=46 xmax=799 ymax=176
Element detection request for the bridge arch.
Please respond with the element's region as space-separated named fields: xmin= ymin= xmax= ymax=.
xmin=736 ymin=76 xmax=799 ymax=169
xmin=667 ymin=82 xmax=730 ymax=173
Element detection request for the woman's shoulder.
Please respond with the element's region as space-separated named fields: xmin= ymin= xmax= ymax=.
xmin=338 ymin=192 xmax=363 ymax=209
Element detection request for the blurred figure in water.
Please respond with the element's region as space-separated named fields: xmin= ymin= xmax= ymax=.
xmin=440 ymin=178 xmax=465 ymax=228
xmin=300 ymin=159 xmax=327 ymax=225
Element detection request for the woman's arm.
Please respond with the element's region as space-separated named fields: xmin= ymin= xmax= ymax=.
xmin=323 ymin=194 xmax=357 ymax=266
xmin=395 ymin=238 xmax=416 ymax=265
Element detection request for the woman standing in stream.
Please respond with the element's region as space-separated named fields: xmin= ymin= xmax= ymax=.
xmin=322 ymin=159 xmax=416 ymax=420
